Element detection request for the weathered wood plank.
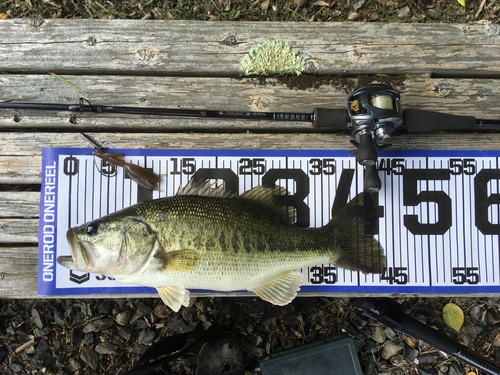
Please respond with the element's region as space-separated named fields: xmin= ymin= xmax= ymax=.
xmin=0 ymin=218 xmax=38 ymax=243
xmin=1 ymin=132 xmax=500 ymax=184
xmin=0 ymin=192 xmax=39 ymax=218
xmin=0 ymin=247 xmax=38 ymax=299
xmin=1 ymin=74 xmax=499 ymax=130
xmin=1 ymin=20 xmax=500 ymax=76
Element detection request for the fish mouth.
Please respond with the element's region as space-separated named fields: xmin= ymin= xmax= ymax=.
xmin=57 ymin=229 xmax=95 ymax=270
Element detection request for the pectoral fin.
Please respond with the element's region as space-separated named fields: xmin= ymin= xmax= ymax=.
xmin=249 ymin=271 xmax=303 ymax=306
xmin=156 ymin=249 xmax=200 ymax=272
xmin=157 ymin=286 xmax=190 ymax=312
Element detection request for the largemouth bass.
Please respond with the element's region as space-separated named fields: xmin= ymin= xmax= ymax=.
xmin=57 ymin=179 xmax=386 ymax=312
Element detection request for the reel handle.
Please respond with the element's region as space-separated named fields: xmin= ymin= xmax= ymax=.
xmin=356 ymin=132 xmax=378 ymax=166
xmin=364 ymin=164 xmax=382 ymax=193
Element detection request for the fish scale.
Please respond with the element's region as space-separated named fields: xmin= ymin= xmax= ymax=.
xmin=58 ymin=179 xmax=386 ymax=312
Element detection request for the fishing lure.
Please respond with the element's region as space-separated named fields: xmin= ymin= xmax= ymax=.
xmin=80 ymin=133 xmax=162 ymax=191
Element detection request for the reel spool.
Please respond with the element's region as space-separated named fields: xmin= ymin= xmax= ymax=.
xmin=347 ymin=84 xmax=404 ymax=192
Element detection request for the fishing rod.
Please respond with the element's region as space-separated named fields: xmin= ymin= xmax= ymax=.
xmin=2 ymin=85 xmax=499 ymax=192
xmin=352 ymin=298 xmax=500 ymax=375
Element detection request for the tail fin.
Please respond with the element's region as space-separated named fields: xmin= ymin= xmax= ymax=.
xmin=328 ymin=193 xmax=386 ymax=274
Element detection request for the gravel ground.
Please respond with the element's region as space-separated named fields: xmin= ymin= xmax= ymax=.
xmin=1 ymin=296 xmax=500 ymax=374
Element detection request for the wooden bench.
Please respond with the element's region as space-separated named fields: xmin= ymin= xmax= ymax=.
xmin=1 ymin=19 xmax=500 ymax=299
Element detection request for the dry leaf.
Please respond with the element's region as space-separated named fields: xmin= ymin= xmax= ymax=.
xmin=312 ymin=1 xmax=330 ymax=6
xmin=443 ymin=303 xmax=464 ymax=333
xmin=261 ymin=0 xmax=270 ymax=11
xmin=457 ymin=0 xmax=466 ymax=6
xmin=0 ymin=13 xmax=10 ymax=19
xmin=294 ymin=0 xmax=308 ymax=8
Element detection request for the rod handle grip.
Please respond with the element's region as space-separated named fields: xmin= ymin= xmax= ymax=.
xmin=312 ymin=108 xmax=348 ymax=130
xmin=403 ymin=110 xmax=476 ymax=132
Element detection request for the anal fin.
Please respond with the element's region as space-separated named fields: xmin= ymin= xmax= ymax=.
xmin=249 ymin=271 xmax=303 ymax=306
xmin=157 ymin=286 xmax=190 ymax=312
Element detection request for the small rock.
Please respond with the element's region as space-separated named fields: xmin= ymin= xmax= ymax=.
xmin=97 ymin=301 xmax=113 ymax=315
xmin=80 ymin=304 xmax=93 ymax=316
xmin=353 ymin=0 xmax=365 ymax=11
xmin=54 ymin=312 xmax=65 ymax=328
xmin=0 ymin=346 xmax=7 ymax=362
xmin=83 ymin=318 xmax=115 ymax=333
xmin=31 ymin=308 xmax=44 ymax=329
xmin=427 ymin=8 xmax=441 ymax=20
xmin=167 ymin=314 xmax=188 ymax=333
xmin=347 ymin=12 xmax=362 ymax=21
xmin=118 ymin=327 xmax=133 ymax=342
xmin=181 ymin=305 xmax=198 ymax=323
xmin=460 ymin=324 xmax=483 ymax=346
xmin=384 ymin=327 xmax=397 ymax=341
xmin=16 ymin=328 xmax=31 ymax=343
xmin=406 ymin=348 xmax=419 ymax=362
xmin=448 ymin=362 xmax=465 ymax=375
xmin=418 ymin=367 xmax=438 ymax=375
xmin=35 ymin=351 xmax=52 ymax=369
xmin=6 ymin=325 xmax=15 ymax=335
xmin=82 ymin=333 xmax=94 ymax=346
xmin=36 ymin=338 xmax=49 ymax=353
xmin=80 ymin=346 xmax=99 ymax=370
xmin=154 ymin=304 xmax=171 ymax=319
xmin=397 ymin=6 xmax=411 ymax=19
xmin=382 ymin=342 xmax=403 ymax=360
xmin=65 ymin=357 xmax=82 ymax=373
xmin=71 ymin=327 xmax=84 ymax=343
xmin=469 ymin=305 xmax=483 ymax=323
xmin=294 ymin=0 xmax=308 ymax=8
xmin=418 ymin=353 xmax=438 ymax=365
xmin=194 ymin=298 xmax=210 ymax=313
xmin=414 ymin=313 xmax=428 ymax=325
xmin=136 ymin=303 xmax=153 ymax=317
xmin=115 ymin=311 xmax=130 ymax=326
xmin=9 ymin=362 xmax=24 ymax=373
xmin=138 ymin=329 xmax=156 ymax=346
xmin=134 ymin=344 xmax=148 ymax=356
xmin=372 ymin=326 xmax=387 ymax=343
xmin=95 ymin=343 xmax=119 ymax=355
xmin=135 ymin=319 xmax=150 ymax=329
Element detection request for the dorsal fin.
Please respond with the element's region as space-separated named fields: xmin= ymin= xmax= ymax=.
xmin=240 ymin=185 xmax=296 ymax=224
xmin=176 ymin=178 xmax=237 ymax=199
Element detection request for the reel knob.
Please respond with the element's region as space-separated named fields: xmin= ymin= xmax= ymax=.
xmin=364 ymin=164 xmax=382 ymax=193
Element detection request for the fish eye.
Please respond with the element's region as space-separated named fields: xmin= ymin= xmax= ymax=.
xmin=85 ymin=223 xmax=99 ymax=236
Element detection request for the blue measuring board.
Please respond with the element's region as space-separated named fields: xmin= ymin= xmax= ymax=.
xmin=38 ymin=148 xmax=500 ymax=296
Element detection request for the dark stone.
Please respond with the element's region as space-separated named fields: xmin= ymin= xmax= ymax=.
xmin=448 ymin=362 xmax=466 ymax=375
xmin=181 ymin=305 xmax=198 ymax=323
xmin=0 ymin=346 xmax=7 ymax=362
xmin=406 ymin=348 xmax=419 ymax=362
xmin=82 ymin=318 xmax=114 ymax=333
xmin=80 ymin=346 xmax=99 ymax=370
xmin=9 ymin=362 xmax=24 ymax=373
xmin=414 ymin=313 xmax=428 ymax=325
xmin=118 ymin=327 xmax=133 ymax=342
xmin=6 ymin=325 xmax=15 ymax=335
xmin=136 ymin=303 xmax=153 ymax=317
xmin=35 ymin=351 xmax=52 ymax=369
xmin=167 ymin=314 xmax=188 ymax=333
xmin=36 ymin=338 xmax=49 ymax=353
xmin=418 ymin=367 xmax=438 ymax=375
xmin=53 ymin=312 xmax=65 ymax=328
xmin=97 ymin=301 xmax=113 ymax=315
xmin=134 ymin=344 xmax=148 ymax=356
xmin=135 ymin=319 xmax=150 ymax=329
xmin=31 ymin=308 xmax=44 ymax=329
xmin=81 ymin=333 xmax=94 ymax=346
xmin=418 ymin=353 xmax=438 ymax=365
xmin=65 ymin=357 xmax=82 ymax=373
xmin=71 ymin=327 xmax=84 ymax=344
xmin=95 ymin=343 xmax=119 ymax=355
xmin=138 ymin=329 xmax=156 ymax=346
